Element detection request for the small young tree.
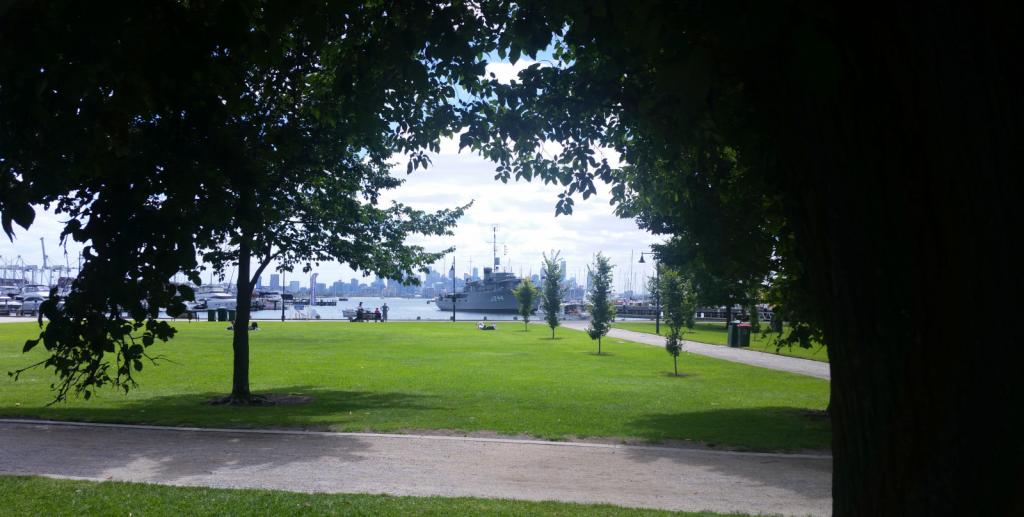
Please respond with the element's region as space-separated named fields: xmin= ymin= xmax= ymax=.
xmin=660 ymin=269 xmax=689 ymax=375
xmin=512 ymin=278 xmax=539 ymax=331
xmin=586 ymin=253 xmax=616 ymax=354
xmin=541 ymin=251 xmax=564 ymax=339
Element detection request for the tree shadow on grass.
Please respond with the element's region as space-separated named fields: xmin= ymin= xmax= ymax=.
xmin=662 ymin=372 xmax=696 ymax=378
xmin=621 ymin=407 xmax=833 ymax=499
xmin=627 ymin=407 xmax=831 ymax=452
xmin=0 ymin=386 xmax=441 ymax=431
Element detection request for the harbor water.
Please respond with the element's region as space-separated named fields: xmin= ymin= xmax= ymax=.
xmin=249 ymin=297 xmax=524 ymax=321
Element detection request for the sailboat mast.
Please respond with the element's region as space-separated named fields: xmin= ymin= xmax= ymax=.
xmin=628 ymin=251 xmax=634 ymax=298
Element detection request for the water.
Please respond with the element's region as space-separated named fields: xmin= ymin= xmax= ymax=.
xmin=249 ymin=296 xmax=524 ymax=321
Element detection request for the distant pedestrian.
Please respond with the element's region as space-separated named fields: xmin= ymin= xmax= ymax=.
xmin=374 ymin=307 xmax=381 ymax=322
xmin=381 ymin=303 xmax=389 ymax=322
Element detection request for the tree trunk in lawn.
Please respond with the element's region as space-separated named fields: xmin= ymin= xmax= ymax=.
xmin=769 ymin=5 xmax=1021 ymax=513
xmin=229 ymin=237 xmax=252 ymax=402
xmin=724 ymin=305 xmax=731 ymax=325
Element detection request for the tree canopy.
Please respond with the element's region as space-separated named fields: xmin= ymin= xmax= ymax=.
xmin=0 ymin=0 xmax=500 ymax=401
xmin=455 ymin=2 xmax=1021 ymax=514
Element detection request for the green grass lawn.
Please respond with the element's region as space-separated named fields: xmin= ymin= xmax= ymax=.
xmin=0 ymin=476 xmax=740 ymax=516
xmin=0 ymin=321 xmax=829 ymax=451
xmin=613 ymin=321 xmax=830 ymax=363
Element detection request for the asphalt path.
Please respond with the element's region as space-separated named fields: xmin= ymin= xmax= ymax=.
xmin=0 ymin=420 xmax=831 ymax=516
xmin=561 ymin=322 xmax=831 ymax=380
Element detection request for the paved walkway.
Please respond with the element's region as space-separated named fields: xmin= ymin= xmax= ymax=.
xmin=0 ymin=317 xmax=37 ymax=324
xmin=0 ymin=420 xmax=831 ymax=516
xmin=562 ymin=322 xmax=831 ymax=380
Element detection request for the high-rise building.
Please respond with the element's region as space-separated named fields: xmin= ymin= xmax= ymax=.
xmin=256 ymin=276 xmax=263 ymax=288
xmin=559 ymin=259 xmax=567 ymax=281
xmin=288 ymin=280 xmax=300 ymax=292
xmin=269 ymin=273 xmax=280 ymax=289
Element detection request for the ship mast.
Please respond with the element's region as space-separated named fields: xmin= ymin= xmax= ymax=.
xmin=492 ymin=225 xmax=498 ymax=272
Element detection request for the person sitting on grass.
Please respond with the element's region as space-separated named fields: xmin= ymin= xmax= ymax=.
xmin=249 ymin=321 xmax=259 ymax=331
xmin=374 ymin=307 xmax=382 ymax=322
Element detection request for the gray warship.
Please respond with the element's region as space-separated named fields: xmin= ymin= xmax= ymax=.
xmin=435 ymin=267 xmax=535 ymax=312
xmin=435 ymin=227 xmax=538 ymax=313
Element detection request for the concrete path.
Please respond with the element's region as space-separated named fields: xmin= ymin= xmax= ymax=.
xmin=0 ymin=317 xmax=37 ymax=324
xmin=0 ymin=419 xmax=832 ymax=516
xmin=562 ymin=322 xmax=831 ymax=380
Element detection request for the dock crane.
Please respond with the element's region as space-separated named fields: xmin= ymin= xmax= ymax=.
xmin=40 ymin=238 xmax=52 ymax=286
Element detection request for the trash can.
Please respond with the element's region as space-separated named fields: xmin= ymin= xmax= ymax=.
xmin=207 ymin=310 xmax=216 ymax=322
xmin=217 ymin=308 xmax=228 ymax=322
xmin=727 ymin=320 xmax=741 ymax=347
xmin=227 ymin=309 xmax=236 ymax=322
xmin=738 ymin=323 xmax=752 ymax=347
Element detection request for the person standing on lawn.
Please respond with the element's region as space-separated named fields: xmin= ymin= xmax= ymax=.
xmin=381 ymin=303 xmax=389 ymax=322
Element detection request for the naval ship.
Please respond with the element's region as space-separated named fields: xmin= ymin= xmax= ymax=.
xmin=435 ymin=227 xmax=539 ymax=313
xmin=435 ymin=267 xmax=538 ymax=313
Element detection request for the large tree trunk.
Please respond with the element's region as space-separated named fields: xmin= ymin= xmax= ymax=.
xmin=229 ymin=237 xmax=253 ymax=402
xmin=770 ymin=5 xmax=1021 ymax=514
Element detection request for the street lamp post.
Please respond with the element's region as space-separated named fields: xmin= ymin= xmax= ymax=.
xmin=639 ymin=252 xmax=660 ymax=335
xmin=450 ymin=258 xmax=456 ymax=322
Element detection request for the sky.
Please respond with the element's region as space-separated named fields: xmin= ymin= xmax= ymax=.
xmin=0 ymin=61 xmax=662 ymax=295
